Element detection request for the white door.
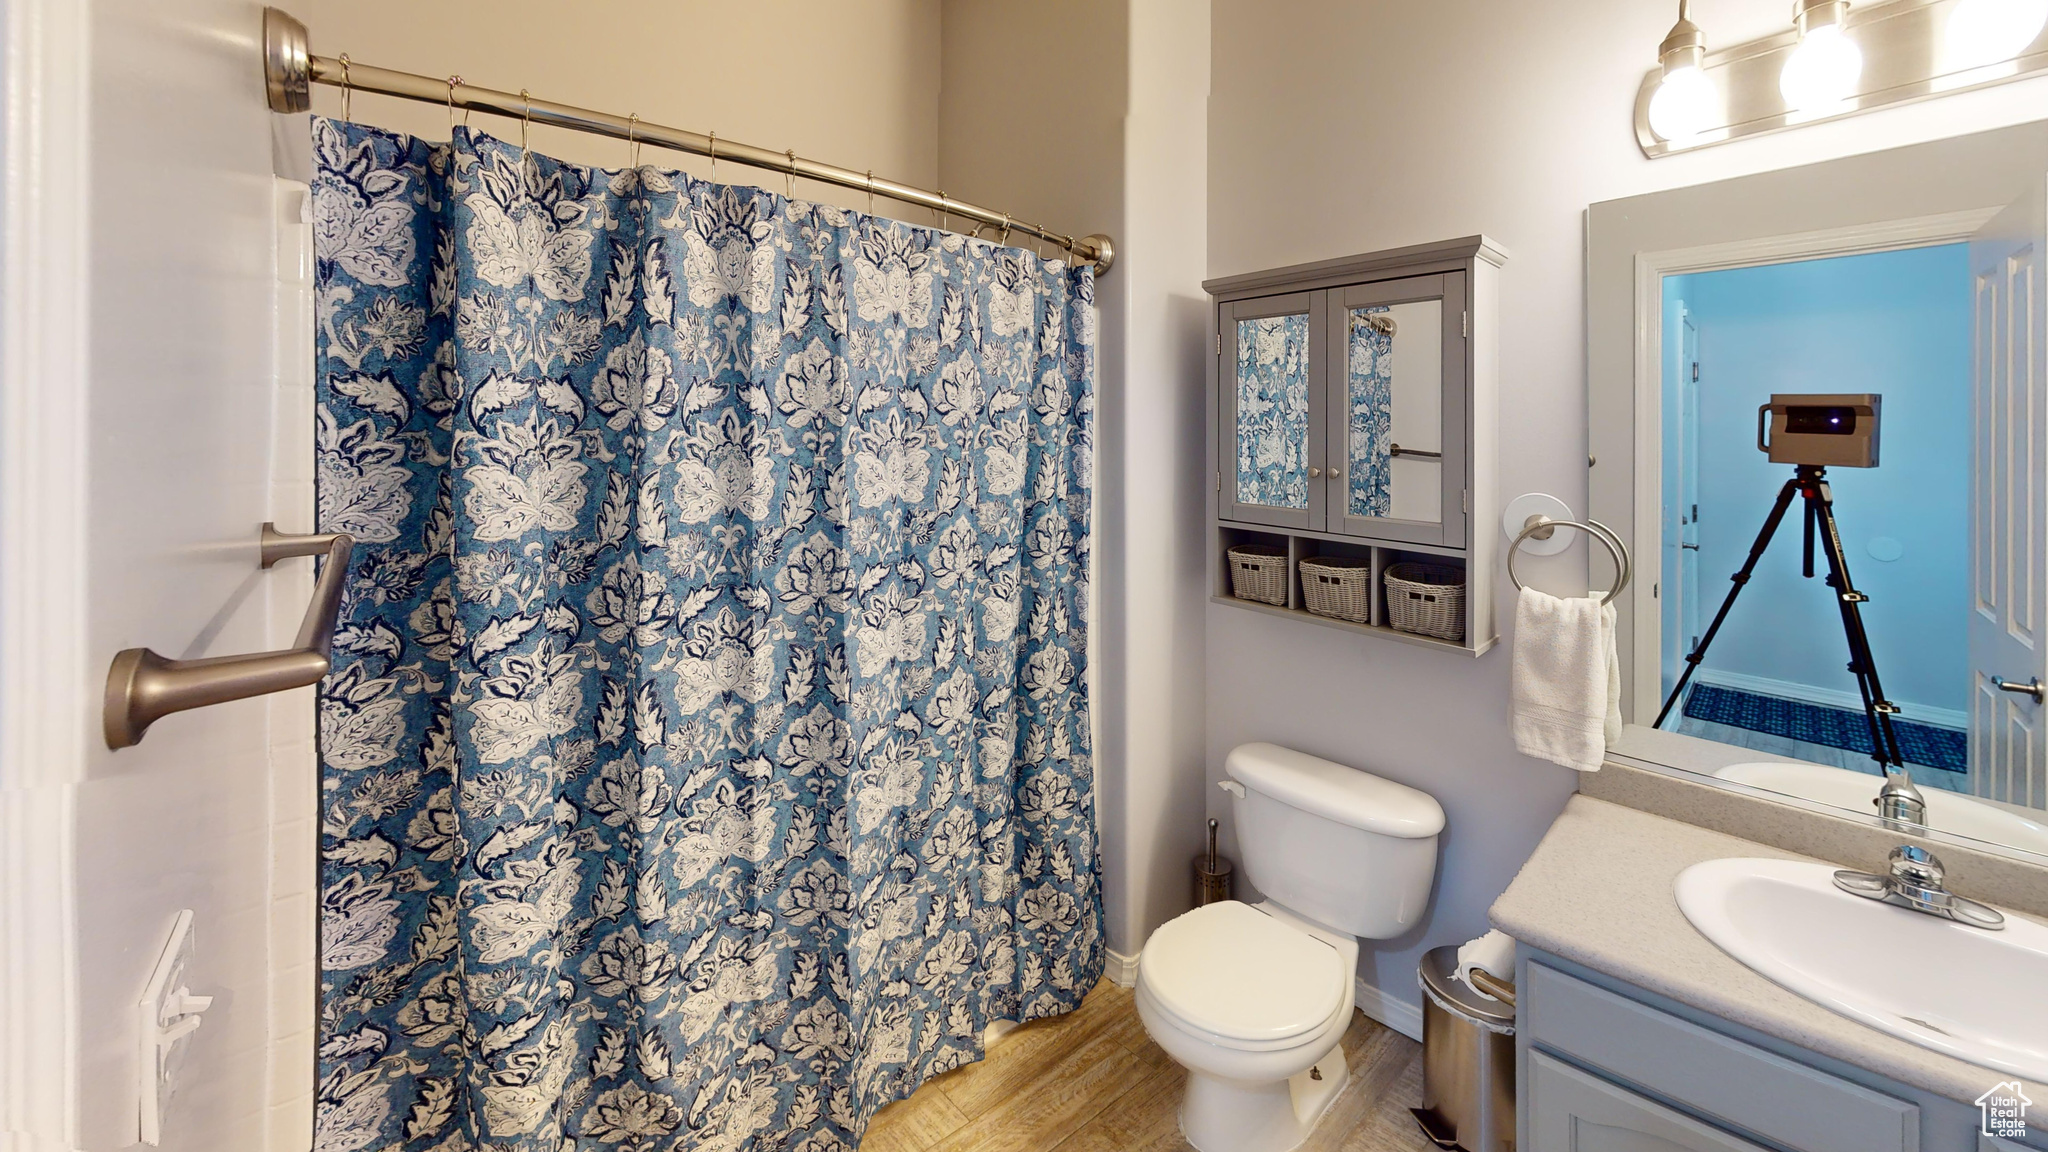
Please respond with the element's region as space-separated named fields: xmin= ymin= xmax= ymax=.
xmin=1968 ymin=181 xmax=2048 ymax=808
xmin=1679 ymin=315 xmax=1703 ymax=661
xmin=1 ymin=1 xmax=313 ymax=1149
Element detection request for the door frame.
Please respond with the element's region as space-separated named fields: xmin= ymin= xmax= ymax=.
xmin=1618 ymin=208 xmax=1999 ymax=729
xmin=0 ymin=0 xmax=92 ymax=1142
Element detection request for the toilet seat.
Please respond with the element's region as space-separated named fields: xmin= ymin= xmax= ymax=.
xmin=1137 ymin=901 xmax=1347 ymax=1051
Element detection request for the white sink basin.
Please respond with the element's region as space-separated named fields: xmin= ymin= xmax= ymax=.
xmin=1714 ymin=761 xmax=2048 ymax=856
xmin=1676 ymin=857 xmax=2048 ymax=1082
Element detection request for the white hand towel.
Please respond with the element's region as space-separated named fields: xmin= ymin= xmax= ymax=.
xmin=1603 ymin=597 xmax=1623 ymax=746
xmin=1511 ymin=587 xmax=1618 ymax=772
xmin=1456 ymin=929 xmax=1516 ymax=1000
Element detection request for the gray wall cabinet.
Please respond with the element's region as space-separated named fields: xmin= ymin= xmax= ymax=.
xmin=1205 ymin=236 xmax=1505 ymax=655
xmin=1518 ymin=950 xmax=2048 ymax=1152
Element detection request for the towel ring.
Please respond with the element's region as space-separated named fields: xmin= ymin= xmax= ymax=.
xmin=1508 ymin=516 xmax=1632 ymax=607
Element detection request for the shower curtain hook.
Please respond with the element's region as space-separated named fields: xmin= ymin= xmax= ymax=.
xmin=937 ymin=190 xmax=948 ymax=233
xmin=338 ymin=53 xmax=352 ymax=121
xmin=866 ymin=170 xmax=875 ymax=216
xmin=627 ymin=113 xmax=641 ymax=167
xmin=446 ymin=75 xmax=464 ymax=137
xmin=708 ymin=131 xmax=717 ymax=181
xmin=1000 ymin=213 xmax=1012 ymax=246
xmin=519 ymin=89 xmax=532 ymax=154
xmin=785 ymin=149 xmax=796 ymax=199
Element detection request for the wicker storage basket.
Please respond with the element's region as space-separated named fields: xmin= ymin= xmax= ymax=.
xmin=1227 ymin=544 xmax=1290 ymax=606
xmin=1299 ymin=555 xmax=1374 ymax=623
xmin=1384 ymin=562 xmax=1466 ymax=642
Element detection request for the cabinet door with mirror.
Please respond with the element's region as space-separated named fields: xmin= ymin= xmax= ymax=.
xmin=1220 ymin=292 xmax=1322 ymax=530
xmin=1325 ymin=273 xmax=1468 ymax=546
xmin=1218 ymin=273 xmax=1468 ymax=546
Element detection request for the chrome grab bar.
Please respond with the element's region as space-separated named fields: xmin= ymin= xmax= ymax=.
xmin=103 ymin=523 xmax=354 ymax=749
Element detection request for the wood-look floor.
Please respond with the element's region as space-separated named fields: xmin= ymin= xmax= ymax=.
xmin=861 ymin=981 xmax=1438 ymax=1152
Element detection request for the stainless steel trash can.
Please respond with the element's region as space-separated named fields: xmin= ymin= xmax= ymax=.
xmin=1410 ymin=944 xmax=1516 ymax=1152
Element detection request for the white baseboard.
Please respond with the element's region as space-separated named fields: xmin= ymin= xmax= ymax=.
xmin=1692 ymin=668 xmax=1967 ymax=732
xmin=1354 ymin=975 xmax=1423 ymax=1042
xmin=1103 ymin=947 xmax=1139 ymax=988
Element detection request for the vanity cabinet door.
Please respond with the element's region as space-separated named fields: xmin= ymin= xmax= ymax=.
xmin=1324 ymin=272 xmax=1468 ymax=546
xmin=1220 ymin=292 xmax=1325 ymax=529
xmin=1528 ymin=1050 xmax=1774 ymax=1152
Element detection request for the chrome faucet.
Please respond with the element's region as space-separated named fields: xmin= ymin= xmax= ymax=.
xmin=1833 ymin=845 xmax=2005 ymax=930
xmin=1873 ymin=770 xmax=1927 ymax=831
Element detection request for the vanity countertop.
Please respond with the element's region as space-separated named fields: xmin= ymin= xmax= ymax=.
xmin=1490 ymin=794 xmax=2048 ymax=1106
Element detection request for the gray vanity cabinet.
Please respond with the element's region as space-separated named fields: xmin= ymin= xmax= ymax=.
xmin=1520 ymin=951 xmax=2045 ymax=1152
xmin=1529 ymin=1050 xmax=1775 ymax=1152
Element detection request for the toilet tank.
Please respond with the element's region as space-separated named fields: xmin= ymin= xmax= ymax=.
xmin=1224 ymin=742 xmax=1444 ymax=940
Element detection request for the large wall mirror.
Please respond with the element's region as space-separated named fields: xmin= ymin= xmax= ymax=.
xmin=1589 ymin=121 xmax=2048 ymax=867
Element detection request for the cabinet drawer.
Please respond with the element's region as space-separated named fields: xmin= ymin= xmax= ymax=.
xmin=1530 ymin=1049 xmax=1773 ymax=1152
xmin=1524 ymin=962 xmax=1919 ymax=1152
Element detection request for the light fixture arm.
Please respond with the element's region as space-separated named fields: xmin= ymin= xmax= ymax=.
xmin=1661 ymin=0 xmax=1707 ymax=73
xmin=1793 ymin=0 xmax=1852 ymax=36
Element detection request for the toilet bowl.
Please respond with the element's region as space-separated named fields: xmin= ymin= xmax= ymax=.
xmin=1135 ymin=900 xmax=1358 ymax=1152
xmin=1136 ymin=743 xmax=1443 ymax=1152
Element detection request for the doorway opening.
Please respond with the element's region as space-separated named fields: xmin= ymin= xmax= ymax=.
xmin=1657 ymin=243 xmax=1972 ymax=794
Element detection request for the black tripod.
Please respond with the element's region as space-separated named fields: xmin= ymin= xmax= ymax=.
xmin=1654 ymin=464 xmax=1906 ymax=773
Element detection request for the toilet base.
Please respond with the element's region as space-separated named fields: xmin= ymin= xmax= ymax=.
xmin=1180 ymin=1044 xmax=1349 ymax=1152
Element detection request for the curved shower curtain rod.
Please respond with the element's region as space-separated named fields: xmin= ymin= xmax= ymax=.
xmin=260 ymin=8 xmax=1117 ymax=276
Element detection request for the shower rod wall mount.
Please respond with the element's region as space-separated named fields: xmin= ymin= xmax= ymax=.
xmin=260 ymin=8 xmax=1115 ymax=276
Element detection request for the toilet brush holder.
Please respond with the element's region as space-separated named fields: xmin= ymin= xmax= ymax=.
xmin=1195 ymin=819 xmax=1234 ymax=906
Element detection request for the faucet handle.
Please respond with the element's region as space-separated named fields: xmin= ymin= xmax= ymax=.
xmin=1887 ymin=844 xmax=1944 ymax=890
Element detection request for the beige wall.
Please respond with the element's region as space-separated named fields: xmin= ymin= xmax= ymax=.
xmin=1206 ymin=0 xmax=2048 ymax=1028
xmin=298 ymin=0 xmax=940 ymax=210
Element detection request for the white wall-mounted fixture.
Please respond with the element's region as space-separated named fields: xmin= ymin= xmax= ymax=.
xmin=1503 ymin=493 xmax=1576 ymax=557
xmin=1635 ymin=0 xmax=2048 ymax=157
xmin=137 ymin=910 xmax=212 ymax=1146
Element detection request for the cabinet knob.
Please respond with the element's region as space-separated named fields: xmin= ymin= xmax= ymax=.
xmin=1308 ymin=467 xmax=1323 ymax=478
xmin=1329 ymin=467 xmax=1343 ymax=481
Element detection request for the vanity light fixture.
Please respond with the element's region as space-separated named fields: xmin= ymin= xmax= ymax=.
xmin=1781 ymin=0 xmax=1865 ymax=111
xmin=1636 ymin=0 xmax=2048 ymax=156
xmin=1647 ymin=1 xmax=1719 ymax=141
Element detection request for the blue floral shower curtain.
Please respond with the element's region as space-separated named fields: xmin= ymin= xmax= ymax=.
xmin=311 ymin=119 xmax=1098 ymax=1152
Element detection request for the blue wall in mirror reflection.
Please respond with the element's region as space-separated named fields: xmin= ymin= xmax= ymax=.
xmin=1661 ymin=243 xmax=1969 ymax=728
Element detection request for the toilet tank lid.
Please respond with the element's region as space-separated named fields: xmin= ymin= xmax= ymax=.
xmin=1226 ymin=742 xmax=1445 ymax=838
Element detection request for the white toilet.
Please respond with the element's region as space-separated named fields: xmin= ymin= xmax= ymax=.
xmin=1135 ymin=742 xmax=1444 ymax=1152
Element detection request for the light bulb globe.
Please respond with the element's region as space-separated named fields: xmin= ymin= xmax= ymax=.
xmin=1945 ymin=0 xmax=2048 ymax=70
xmin=1780 ymin=23 xmax=1864 ymax=110
xmin=1648 ymin=64 xmax=1717 ymax=140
